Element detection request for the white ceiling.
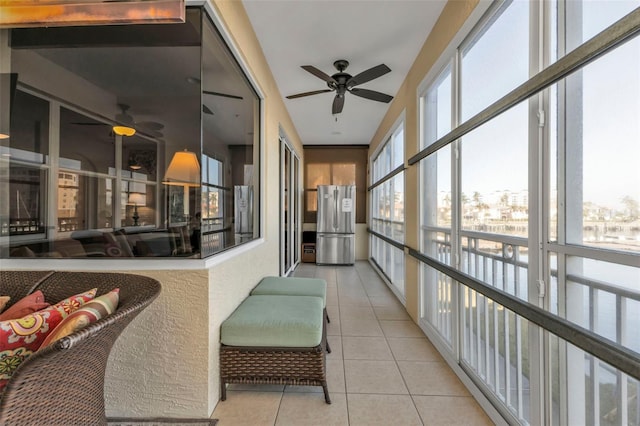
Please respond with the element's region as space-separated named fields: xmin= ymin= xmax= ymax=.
xmin=242 ymin=0 xmax=447 ymax=146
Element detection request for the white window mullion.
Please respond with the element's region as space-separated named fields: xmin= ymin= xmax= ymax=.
xmin=48 ymin=101 xmax=60 ymax=240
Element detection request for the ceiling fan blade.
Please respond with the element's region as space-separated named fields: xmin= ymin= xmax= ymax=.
xmin=301 ymin=65 xmax=337 ymax=84
xmin=136 ymin=121 xmax=164 ymax=131
xmin=71 ymin=122 xmax=107 ymax=126
xmin=349 ymin=88 xmax=393 ymax=103
xmin=347 ymin=64 xmax=391 ymax=87
xmin=286 ymin=89 xmax=333 ymax=99
xmin=332 ymin=95 xmax=345 ymax=114
xmin=203 ymin=90 xmax=243 ymax=100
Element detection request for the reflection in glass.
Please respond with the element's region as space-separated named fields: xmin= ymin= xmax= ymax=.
xmin=3 ymin=7 xmax=260 ymax=258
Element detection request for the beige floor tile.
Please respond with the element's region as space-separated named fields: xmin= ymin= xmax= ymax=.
xmin=326 ymin=335 xmax=342 ymax=360
xmin=213 ymin=391 xmax=281 ymax=426
xmin=379 ymin=320 xmax=425 ymax=338
xmin=369 ymin=295 xmax=404 ymax=308
xmin=413 ymin=395 xmax=494 ymax=425
xmin=344 ymin=360 xmax=408 ymax=394
xmin=326 ymin=294 xmax=339 ymax=307
xmin=347 ymin=394 xmax=422 ymax=426
xmin=341 ymin=318 xmax=383 ymax=337
xmin=326 ymin=308 xmax=340 ymax=325
xmin=373 ymin=305 xmax=411 ymax=320
xmin=339 ymin=297 xmax=371 ymax=310
xmin=275 ymin=392 xmax=348 ymax=426
xmin=387 ymin=337 xmax=443 ymax=362
xmin=339 ymin=305 xmax=376 ymax=320
xmin=327 ymin=359 xmax=346 ymax=394
xmin=327 ymin=319 xmax=342 ymax=336
xmin=398 ymin=361 xmax=469 ymax=396
xmin=363 ymin=283 xmax=393 ymax=298
xmin=342 ymin=336 xmax=393 ymax=360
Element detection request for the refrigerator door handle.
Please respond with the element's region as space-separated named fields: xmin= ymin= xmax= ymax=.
xmin=333 ymin=188 xmax=339 ymax=230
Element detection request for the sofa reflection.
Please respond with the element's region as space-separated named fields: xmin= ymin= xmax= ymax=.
xmin=8 ymin=226 xmax=196 ymax=258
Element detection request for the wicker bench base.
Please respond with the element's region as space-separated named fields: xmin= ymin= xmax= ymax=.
xmin=220 ymin=344 xmax=331 ymax=404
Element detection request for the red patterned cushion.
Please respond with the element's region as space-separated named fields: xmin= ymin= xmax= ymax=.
xmin=40 ymin=288 xmax=120 ymax=348
xmin=0 ymin=291 xmax=49 ymax=321
xmin=0 ymin=288 xmax=97 ymax=391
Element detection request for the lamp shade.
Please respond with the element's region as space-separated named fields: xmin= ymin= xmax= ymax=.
xmin=163 ymin=149 xmax=200 ymax=186
xmin=127 ymin=192 xmax=146 ymax=206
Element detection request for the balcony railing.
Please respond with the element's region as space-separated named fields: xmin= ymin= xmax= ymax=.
xmin=417 ymin=225 xmax=640 ymax=425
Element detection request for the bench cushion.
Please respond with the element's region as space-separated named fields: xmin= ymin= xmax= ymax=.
xmin=251 ymin=276 xmax=327 ymax=308
xmin=221 ymin=295 xmax=323 ymax=347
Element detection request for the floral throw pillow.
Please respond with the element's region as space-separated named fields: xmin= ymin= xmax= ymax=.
xmin=40 ymin=288 xmax=120 ymax=349
xmin=0 ymin=288 xmax=97 ymax=391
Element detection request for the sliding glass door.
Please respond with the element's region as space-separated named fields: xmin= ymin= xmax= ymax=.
xmin=280 ymin=136 xmax=301 ymax=276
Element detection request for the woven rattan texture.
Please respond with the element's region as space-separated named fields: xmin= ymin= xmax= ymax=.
xmin=220 ymin=345 xmax=326 ymax=383
xmin=0 ymin=271 xmax=161 ymax=426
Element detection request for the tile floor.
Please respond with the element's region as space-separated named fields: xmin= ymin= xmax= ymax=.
xmin=212 ymin=261 xmax=495 ymax=425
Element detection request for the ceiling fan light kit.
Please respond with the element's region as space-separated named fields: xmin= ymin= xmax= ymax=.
xmin=113 ymin=125 xmax=136 ymax=136
xmin=286 ymin=59 xmax=393 ymax=114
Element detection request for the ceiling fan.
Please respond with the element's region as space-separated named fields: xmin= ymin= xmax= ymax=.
xmin=286 ymin=60 xmax=393 ymax=114
xmin=114 ymin=104 xmax=164 ymax=138
xmin=71 ymin=103 xmax=164 ymax=138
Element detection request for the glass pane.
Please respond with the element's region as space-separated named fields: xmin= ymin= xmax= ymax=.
xmin=5 ymin=89 xmax=49 ymax=163
xmin=564 ymin=37 xmax=640 ymax=253
xmin=392 ymin=172 xmax=404 ymax=242
xmin=60 ymin=107 xmax=115 ymax=174
xmin=461 ymin=1 xmax=529 ymax=120
xmin=392 ymin=125 xmax=404 ymax=169
xmin=57 ymin=173 xmax=113 ymax=233
xmin=307 ymin=163 xmax=330 ymax=189
xmin=423 ymin=64 xmax=452 ymax=148
xmin=120 ymin=181 xmax=155 ymax=228
xmin=461 ymin=102 xmax=528 ymax=237
xmin=332 ymin=163 xmax=355 ymax=185
xmin=565 ymin=256 xmax=640 ymax=354
xmin=2 ymin=165 xmax=46 ymax=238
xmin=306 ymin=189 xmax=318 ymax=212
xmin=565 ymin=0 xmax=640 ymax=53
xmin=122 ymin=135 xmax=157 ymax=181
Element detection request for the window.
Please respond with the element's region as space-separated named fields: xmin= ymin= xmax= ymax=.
xmin=303 ymin=147 xmax=367 ymax=223
xmin=416 ymin=2 xmax=639 ymax=424
xmin=370 ymin=121 xmax=405 ymax=296
xmin=0 ymin=7 xmax=261 ymax=259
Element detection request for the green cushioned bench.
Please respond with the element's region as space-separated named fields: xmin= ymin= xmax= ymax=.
xmin=251 ymin=276 xmax=327 ymax=308
xmin=251 ymin=276 xmax=332 ymax=352
xmin=220 ymin=295 xmax=331 ymax=404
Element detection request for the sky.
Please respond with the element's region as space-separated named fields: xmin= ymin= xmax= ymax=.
xmin=432 ymin=0 xmax=640 ymax=210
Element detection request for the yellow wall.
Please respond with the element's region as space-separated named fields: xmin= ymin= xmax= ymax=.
xmin=367 ymin=0 xmax=480 ymax=321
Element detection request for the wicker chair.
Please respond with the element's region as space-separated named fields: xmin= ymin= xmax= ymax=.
xmin=0 ymin=270 xmax=161 ymax=426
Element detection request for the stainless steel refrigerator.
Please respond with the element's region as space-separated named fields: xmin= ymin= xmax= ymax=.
xmin=316 ymin=185 xmax=355 ymax=265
